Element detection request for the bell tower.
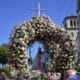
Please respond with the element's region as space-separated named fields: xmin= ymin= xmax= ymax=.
xmin=63 ymin=16 xmax=78 ymax=41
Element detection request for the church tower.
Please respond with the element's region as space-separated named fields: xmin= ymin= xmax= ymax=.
xmin=63 ymin=16 xmax=78 ymax=41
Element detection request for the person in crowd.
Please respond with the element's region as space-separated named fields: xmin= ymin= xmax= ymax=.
xmin=66 ymin=68 xmax=80 ymax=80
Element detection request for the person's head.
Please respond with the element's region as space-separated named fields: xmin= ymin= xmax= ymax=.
xmin=66 ymin=68 xmax=77 ymax=76
xmin=64 ymin=68 xmax=77 ymax=80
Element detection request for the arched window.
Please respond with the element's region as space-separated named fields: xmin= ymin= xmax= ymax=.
xmin=74 ymin=20 xmax=76 ymax=27
xmin=70 ymin=20 xmax=73 ymax=27
xmin=64 ymin=22 xmax=67 ymax=28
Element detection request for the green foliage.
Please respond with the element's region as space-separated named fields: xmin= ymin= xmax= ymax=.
xmin=31 ymin=74 xmax=48 ymax=80
xmin=76 ymin=66 xmax=80 ymax=72
xmin=31 ymin=75 xmax=39 ymax=80
xmin=0 ymin=44 xmax=9 ymax=65
xmin=0 ymin=66 xmax=15 ymax=76
xmin=42 ymin=74 xmax=48 ymax=80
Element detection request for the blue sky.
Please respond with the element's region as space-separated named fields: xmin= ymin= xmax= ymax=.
xmin=0 ymin=0 xmax=76 ymax=58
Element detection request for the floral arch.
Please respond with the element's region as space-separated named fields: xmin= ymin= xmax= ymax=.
xmin=8 ymin=15 xmax=75 ymax=72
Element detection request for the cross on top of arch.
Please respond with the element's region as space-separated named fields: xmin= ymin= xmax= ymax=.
xmin=31 ymin=1 xmax=46 ymax=16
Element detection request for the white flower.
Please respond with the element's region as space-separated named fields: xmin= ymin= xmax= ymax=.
xmin=19 ymin=38 xmax=23 ymax=41
xmin=61 ymin=28 xmax=65 ymax=31
xmin=18 ymin=50 xmax=20 ymax=53
xmin=10 ymin=70 xmax=17 ymax=78
xmin=19 ymin=55 xmax=24 ymax=58
xmin=21 ymin=26 xmax=26 ymax=30
xmin=18 ymin=46 xmax=21 ymax=49
xmin=13 ymin=44 xmax=16 ymax=47
xmin=21 ymin=47 xmax=25 ymax=51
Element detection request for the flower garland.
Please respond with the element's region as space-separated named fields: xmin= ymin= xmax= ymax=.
xmin=8 ymin=15 xmax=75 ymax=71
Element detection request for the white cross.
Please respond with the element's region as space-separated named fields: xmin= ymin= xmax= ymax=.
xmin=31 ymin=1 xmax=46 ymax=16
